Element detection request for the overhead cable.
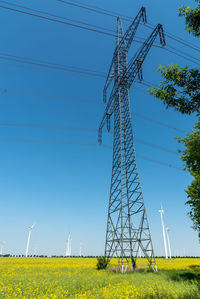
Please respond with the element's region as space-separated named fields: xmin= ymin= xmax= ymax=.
xmin=0 ymin=86 xmax=186 ymax=133
xmin=0 ymin=136 xmax=182 ymax=170
xmin=0 ymin=120 xmax=177 ymax=155
xmin=0 ymin=0 xmax=116 ymax=33
xmin=57 ymin=0 xmax=200 ymax=52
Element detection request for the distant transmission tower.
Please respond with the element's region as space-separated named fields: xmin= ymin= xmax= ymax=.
xmin=98 ymin=7 xmax=165 ymax=272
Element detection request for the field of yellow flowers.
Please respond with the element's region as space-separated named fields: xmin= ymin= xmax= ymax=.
xmin=0 ymin=257 xmax=199 ymax=298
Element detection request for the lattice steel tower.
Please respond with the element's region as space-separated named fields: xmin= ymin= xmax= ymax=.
xmin=98 ymin=7 xmax=165 ymax=272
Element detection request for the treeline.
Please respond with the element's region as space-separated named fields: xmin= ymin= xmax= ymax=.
xmin=0 ymin=254 xmax=200 ymax=258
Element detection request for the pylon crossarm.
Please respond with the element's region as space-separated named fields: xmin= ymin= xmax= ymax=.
xmin=110 ymin=24 xmax=165 ymax=100
xmin=126 ymin=24 xmax=165 ymax=87
xmin=103 ymin=7 xmax=147 ymax=104
xmin=99 ymin=24 xmax=165 ymax=144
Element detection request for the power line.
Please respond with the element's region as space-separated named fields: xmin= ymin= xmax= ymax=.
xmin=0 ymin=3 xmax=118 ymax=38
xmin=0 ymin=0 xmax=116 ymax=34
xmin=1 ymin=2 xmax=200 ymax=70
xmin=56 ymin=0 xmax=200 ymax=53
xmin=1 ymin=1 xmax=200 ymax=71
xmin=1 ymin=46 xmax=199 ymax=81
xmin=133 ymin=112 xmax=186 ymax=133
xmin=0 ymin=136 xmax=182 ymax=170
xmin=136 ymin=154 xmax=183 ymax=171
xmin=146 ymin=42 xmax=200 ymax=66
xmin=0 ymin=87 xmax=102 ymax=104
xmin=0 ymin=86 xmax=186 ymax=133
xmin=167 ymin=44 xmax=200 ymax=65
xmin=145 ymin=23 xmax=200 ymax=53
xmin=0 ymin=2 xmax=161 ymax=49
xmin=163 ymin=47 xmax=200 ymax=66
xmin=0 ymin=53 xmax=106 ymax=79
xmin=165 ymin=33 xmax=200 ymax=53
xmin=6 ymin=0 xmax=193 ymax=61
xmin=0 ymin=120 xmax=97 ymax=132
xmin=0 ymin=1 xmax=154 ymax=46
xmin=0 ymin=119 xmax=178 ymax=155
xmin=134 ymin=138 xmax=177 ymax=155
xmin=57 ymin=0 xmax=131 ymax=21
xmin=0 ymin=52 xmax=107 ymax=75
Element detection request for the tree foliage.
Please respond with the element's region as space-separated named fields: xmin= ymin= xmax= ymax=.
xmin=177 ymin=122 xmax=200 ymax=174
xmin=148 ymin=65 xmax=200 ymax=116
xmin=179 ymin=0 xmax=200 ymax=37
xmin=176 ymin=122 xmax=200 ymax=237
xmin=186 ymin=174 xmax=200 ymax=237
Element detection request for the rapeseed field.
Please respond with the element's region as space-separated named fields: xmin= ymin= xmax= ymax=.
xmin=0 ymin=257 xmax=199 ymax=298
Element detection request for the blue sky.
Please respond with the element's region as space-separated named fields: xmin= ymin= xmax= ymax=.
xmin=0 ymin=0 xmax=199 ymax=257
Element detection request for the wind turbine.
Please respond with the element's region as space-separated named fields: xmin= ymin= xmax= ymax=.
xmin=66 ymin=232 xmax=72 ymax=257
xmin=137 ymin=246 xmax=141 ymax=258
xmin=158 ymin=206 xmax=168 ymax=259
xmin=166 ymin=227 xmax=172 ymax=259
xmin=79 ymin=242 xmax=82 ymax=257
xmin=0 ymin=241 xmax=5 ymax=255
xmin=183 ymin=248 xmax=186 ymax=257
xmin=33 ymin=246 xmax=37 ymax=256
xmin=25 ymin=223 xmax=35 ymax=257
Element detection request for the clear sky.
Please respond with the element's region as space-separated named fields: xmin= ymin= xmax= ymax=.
xmin=0 ymin=0 xmax=199 ymax=257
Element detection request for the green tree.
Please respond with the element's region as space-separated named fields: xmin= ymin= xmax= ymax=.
xmin=148 ymin=1 xmax=200 ymax=238
xmin=176 ymin=122 xmax=200 ymax=237
xmin=149 ymin=64 xmax=200 ymax=116
xmin=179 ymin=0 xmax=200 ymax=37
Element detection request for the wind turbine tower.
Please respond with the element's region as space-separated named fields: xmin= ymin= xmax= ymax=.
xmin=66 ymin=232 xmax=72 ymax=257
xmin=0 ymin=241 xmax=5 ymax=255
xmin=33 ymin=246 xmax=37 ymax=256
xmin=25 ymin=224 xmax=35 ymax=257
xmin=158 ymin=207 xmax=168 ymax=259
xmin=137 ymin=246 xmax=141 ymax=258
xmin=79 ymin=242 xmax=82 ymax=257
xmin=166 ymin=227 xmax=172 ymax=259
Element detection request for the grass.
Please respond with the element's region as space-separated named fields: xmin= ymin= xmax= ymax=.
xmin=0 ymin=257 xmax=199 ymax=298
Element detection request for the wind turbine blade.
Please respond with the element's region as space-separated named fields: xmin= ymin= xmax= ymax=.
xmin=30 ymin=223 xmax=36 ymax=230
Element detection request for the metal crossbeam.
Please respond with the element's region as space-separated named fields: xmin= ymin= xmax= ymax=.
xmin=99 ymin=8 xmax=165 ymax=272
xmin=98 ymin=23 xmax=165 ymax=144
xmin=103 ymin=7 xmax=147 ymax=104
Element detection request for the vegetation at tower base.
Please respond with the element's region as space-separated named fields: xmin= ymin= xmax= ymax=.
xmin=96 ymin=256 xmax=109 ymax=270
xmin=148 ymin=0 xmax=200 ymax=239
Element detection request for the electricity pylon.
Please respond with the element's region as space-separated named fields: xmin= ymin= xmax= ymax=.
xmin=98 ymin=7 xmax=165 ymax=272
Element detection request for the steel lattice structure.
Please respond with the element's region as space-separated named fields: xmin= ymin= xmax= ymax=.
xmin=98 ymin=7 xmax=165 ymax=272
